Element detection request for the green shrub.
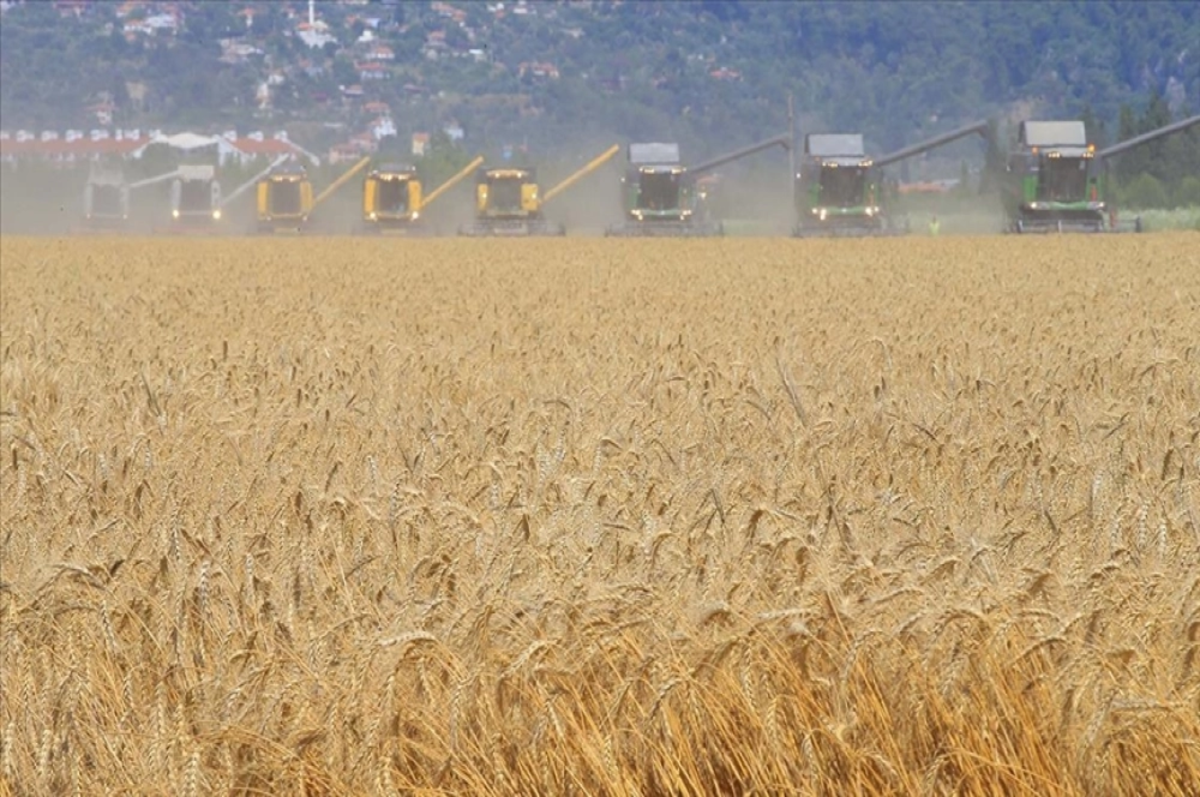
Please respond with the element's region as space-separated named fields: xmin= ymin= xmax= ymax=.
xmin=1174 ymin=176 xmax=1200 ymax=209
xmin=1120 ymin=173 xmax=1170 ymax=210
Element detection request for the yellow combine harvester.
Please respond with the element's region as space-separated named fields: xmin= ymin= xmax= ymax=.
xmin=459 ymin=144 xmax=620 ymax=236
xmin=361 ymin=156 xmax=484 ymax=234
xmin=256 ymin=156 xmax=371 ymax=233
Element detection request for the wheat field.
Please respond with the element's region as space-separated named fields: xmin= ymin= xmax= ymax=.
xmin=1 ymin=234 xmax=1198 ymax=795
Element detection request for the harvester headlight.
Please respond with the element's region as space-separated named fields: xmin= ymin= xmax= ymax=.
xmin=818 ymin=208 xmax=827 ymax=221
xmin=681 ymin=209 xmax=692 ymax=217
xmin=212 ymin=209 xmax=222 ymax=221
xmin=368 ymin=212 xmax=378 ymax=221
xmin=411 ymin=212 xmax=419 ymax=221
xmin=172 ymin=209 xmax=180 ymax=219
xmin=865 ymin=206 xmax=875 ymax=217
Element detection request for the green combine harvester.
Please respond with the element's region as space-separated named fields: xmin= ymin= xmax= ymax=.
xmin=605 ymin=135 xmax=789 ymax=237
xmin=793 ymin=122 xmax=988 ymax=237
xmin=1005 ymin=115 xmax=1199 ymax=233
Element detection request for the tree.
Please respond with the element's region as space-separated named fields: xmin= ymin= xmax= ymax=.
xmin=1175 ymin=176 xmax=1200 ymax=208
xmin=1121 ymin=173 xmax=1168 ymax=210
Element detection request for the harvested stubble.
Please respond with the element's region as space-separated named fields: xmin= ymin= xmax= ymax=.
xmin=1 ymin=234 xmax=1199 ymax=796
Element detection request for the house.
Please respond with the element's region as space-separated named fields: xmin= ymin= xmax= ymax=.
xmin=356 ymin=62 xmax=390 ymax=81
xmin=296 ymin=21 xmax=337 ymax=49
xmin=710 ymin=67 xmax=741 ymax=81
xmin=143 ymin=12 xmax=179 ymax=33
xmin=53 ymin=0 xmax=89 ymax=17
xmin=87 ymin=101 xmax=117 ymax=127
xmin=363 ymin=101 xmax=391 ymax=115
xmin=518 ymin=62 xmax=560 ymax=80
xmin=366 ymin=44 xmax=395 ymax=62
xmin=412 ymin=133 xmax=430 ymax=157
xmin=114 ymin=0 xmax=147 ymax=18
xmin=328 ymin=142 xmax=363 ymax=165
xmin=341 ymin=84 xmax=365 ymax=98
xmin=221 ymin=131 xmax=320 ymax=166
xmin=370 ymin=117 xmax=397 ymax=141
xmin=0 ymin=131 xmax=155 ymax=166
xmin=220 ymin=38 xmax=265 ymax=64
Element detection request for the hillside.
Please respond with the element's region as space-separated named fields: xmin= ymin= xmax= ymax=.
xmin=1 ymin=0 xmax=1197 ymax=169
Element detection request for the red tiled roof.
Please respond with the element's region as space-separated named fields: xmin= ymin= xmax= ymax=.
xmin=229 ymin=137 xmax=300 ymax=156
xmin=0 ymin=137 xmax=152 ymax=158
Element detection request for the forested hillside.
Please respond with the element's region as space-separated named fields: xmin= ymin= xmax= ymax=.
xmin=1 ymin=1 xmax=1197 ymax=169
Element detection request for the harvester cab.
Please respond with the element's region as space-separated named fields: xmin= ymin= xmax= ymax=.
xmin=362 ymin=155 xmax=483 ymax=234
xmin=256 ymin=160 xmax=314 ymax=233
xmin=256 ymin=156 xmax=370 ymax=234
xmin=461 ymin=166 xmax=562 ymax=236
xmin=1005 ymin=121 xmax=1104 ymax=233
xmin=460 ymin=144 xmax=619 ymax=236
xmin=82 ymin=163 xmax=131 ymax=229
xmin=1006 ymin=114 xmax=1199 ymax=233
xmin=793 ymin=134 xmax=885 ymax=235
xmin=152 ymin=155 xmax=286 ymax=233
xmin=607 ymin=136 xmax=789 ymax=237
xmin=793 ymin=121 xmax=988 ymax=237
xmin=169 ymin=165 xmax=223 ymax=228
xmin=363 ymin=164 xmax=422 ymax=231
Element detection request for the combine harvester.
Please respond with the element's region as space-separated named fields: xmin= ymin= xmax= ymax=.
xmin=1005 ymin=115 xmax=1200 ymax=233
xmin=79 ymin=164 xmax=132 ymax=231
xmin=792 ymin=122 xmax=988 ymax=237
xmin=361 ymin=156 xmax=483 ymax=235
xmin=254 ymin=156 xmax=371 ymax=233
xmin=459 ymin=144 xmax=620 ymax=236
xmin=145 ymin=156 xmax=287 ymax=234
xmin=76 ymin=162 xmax=187 ymax=233
xmin=606 ymin=136 xmax=790 ymax=237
